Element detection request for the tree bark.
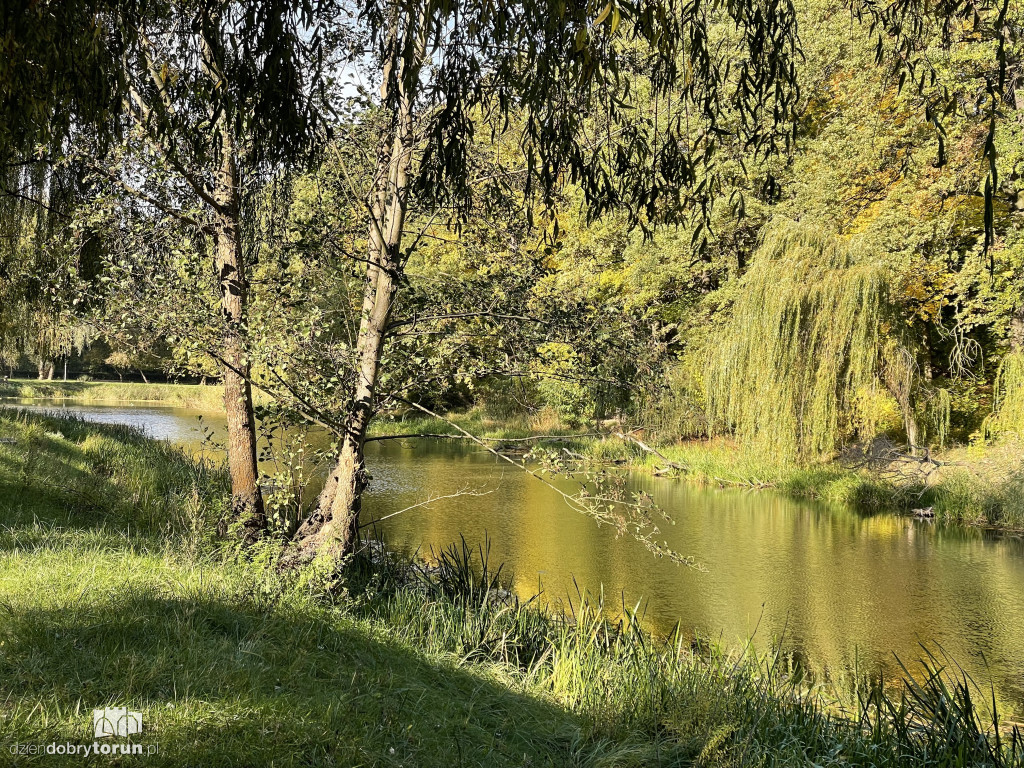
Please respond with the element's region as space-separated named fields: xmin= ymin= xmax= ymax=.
xmin=1010 ymin=306 xmax=1024 ymax=354
xmin=213 ymin=130 xmax=265 ymax=543
xmin=904 ymin=410 xmax=920 ymax=454
xmin=293 ymin=7 xmax=420 ymax=562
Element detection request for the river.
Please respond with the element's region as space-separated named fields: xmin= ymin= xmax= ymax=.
xmin=9 ymin=399 xmax=1024 ymax=717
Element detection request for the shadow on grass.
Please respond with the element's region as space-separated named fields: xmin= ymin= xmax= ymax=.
xmin=0 ymin=411 xmax=225 ymax=557
xmin=0 ymin=452 xmax=172 ymax=558
xmin=0 ymin=588 xmax=583 ymax=767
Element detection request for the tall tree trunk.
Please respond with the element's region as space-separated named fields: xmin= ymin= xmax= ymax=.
xmin=1010 ymin=305 xmax=1024 ymax=354
xmin=45 ymin=360 xmax=54 ymax=380
xmin=883 ymin=348 xmax=920 ymax=454
xmin=293 ymin=9 xmax=420 ymax=562
xmin=213 ymin=130 xmax=265 ymax=542
xmin=36 ymin=359 xmax=44 ymax=380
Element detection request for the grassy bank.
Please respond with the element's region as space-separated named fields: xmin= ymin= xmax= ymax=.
xmin=1 ymin=409 xmax=1021 ymax=766
xmin=0 ymin=378 xmax=230 ymax=410
xmin=595 ymin=438 xmax=1024 ymax=530
xmin=376 ymin=409 xmax=1024 ymax=531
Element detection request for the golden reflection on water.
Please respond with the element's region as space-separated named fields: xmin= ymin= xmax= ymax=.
xmin=363 ymin=440 xmax=1024 ymax=718
xmin=11 ymin=401 xmax=1024 ymax=718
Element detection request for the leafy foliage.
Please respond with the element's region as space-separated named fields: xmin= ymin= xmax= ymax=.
xmin=706 ymin=220 xmax=907 ymax=459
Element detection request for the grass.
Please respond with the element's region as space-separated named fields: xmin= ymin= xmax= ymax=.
xmin=1 ymin=409 xmax=1022 ymax=766
xmin=915 ymin=442 xmax=1024 ymax=530
xmin=0 ymin=378 xmax=232 ymax=410
xmin=369 ymin=406 xmax=580 ymax=441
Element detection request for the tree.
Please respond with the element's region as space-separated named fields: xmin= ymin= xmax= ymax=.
xmin=1 ymin=0 xmax=339 ymax=541
xmin=290 ymin=0 xmax=804 ymax=562
xmin=705 ymin=220 xmax=941 ymax=459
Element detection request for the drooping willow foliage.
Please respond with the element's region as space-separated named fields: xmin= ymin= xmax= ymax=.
xmin=987 ymin=352 xmax=1024 ymax=438
xmin=706 ymin=220 xmax=910 ymax=461
xmin=927 ymin=387 xmax=952 ymax=449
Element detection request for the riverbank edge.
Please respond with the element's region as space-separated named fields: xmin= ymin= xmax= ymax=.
xmin=1 ymin=408 xmax=1019 ymax=767
xmin=372 ymin=411 xmax=1024 ymax=534
xmin=4 ymin=383 xmax=1020 ymax=533
xmin=0 ymin=377 xmax=232 ymax=409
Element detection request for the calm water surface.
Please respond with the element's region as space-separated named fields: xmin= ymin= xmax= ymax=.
xmin=10 ymin=399 xmax=1024 ymax=716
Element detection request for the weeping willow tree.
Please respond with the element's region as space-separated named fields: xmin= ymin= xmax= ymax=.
xmin=706 ymin=220 xmax=916 ymax=461
xmin=0 ymin=160 xmax=96 ymax=379
xmin=986 ymin=353 xmax=1024 ymax=438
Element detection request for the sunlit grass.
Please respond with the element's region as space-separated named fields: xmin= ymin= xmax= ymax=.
xmin=0 ymin=378 xmax=233 ymax=410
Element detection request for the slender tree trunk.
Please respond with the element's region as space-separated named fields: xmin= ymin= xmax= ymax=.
xmin=883 ymin=350 xmax=919 ymax=454
xmin=293 ymin=9 xmax=420 ymax=562
xmin=213 ymin=130 xmax=265 ymax=542
xmin=904 ymin=411 xmax=920 ymax=453
xmin=45 ymin=360 xmax=54 ymax=380
xmin=37 ymin=359 xmax=44 ymax=380
xmin=1010 ymin=306 xmax=1024 ymax=354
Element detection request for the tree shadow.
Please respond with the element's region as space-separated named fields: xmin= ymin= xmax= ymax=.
xmin=0 ymin=448 xmax=167 ymax=556
xmin=0 ymin=589 xmax=585 ymax=767
xmin=0 ymin=412 xmax=220 ymax=555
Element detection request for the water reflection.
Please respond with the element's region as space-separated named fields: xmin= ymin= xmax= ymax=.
xmin=7 ymin=400 xmax=1024 ymax=717
xmin=365 ymin=441 xmax=1024 ymax=711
